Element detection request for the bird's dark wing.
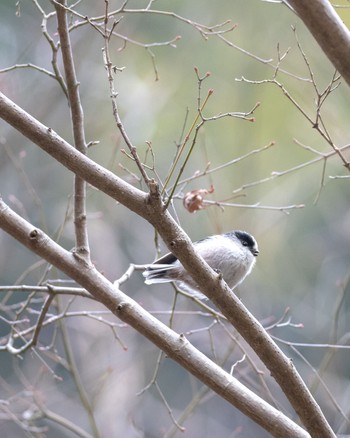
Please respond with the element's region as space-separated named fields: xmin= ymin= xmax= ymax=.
xmin=152 ymin=252 xmax=178 ymax=265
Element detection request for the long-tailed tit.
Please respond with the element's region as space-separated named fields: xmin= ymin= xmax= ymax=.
xmin=143 ymin=230 xmax=259 ymax=299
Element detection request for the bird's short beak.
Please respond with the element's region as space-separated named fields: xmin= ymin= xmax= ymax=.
xmin=253 ymin=249 xmax=259 ymax=256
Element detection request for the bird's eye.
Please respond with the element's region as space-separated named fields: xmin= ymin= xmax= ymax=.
xmin=242 ymin=241 xmax=248 ymax=246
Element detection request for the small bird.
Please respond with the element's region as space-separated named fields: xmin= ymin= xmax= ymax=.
xmin=143 ymin=230 xmax=259 ymax=299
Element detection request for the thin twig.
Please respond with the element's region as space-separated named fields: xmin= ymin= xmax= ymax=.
xmin=231 ymin=143 xmax=350 ymax=194
xmin=237 ymin=68 xmax=349 ymax=171
xmin=102 ymin=1 xmax=150 ymax=186
xmin=177 ymin=141 xmax=276 ymax=186
xmin=0 ymin=284 xmax=95 ymax=298
xmin=155 ymin=381 xmax=186 ymax=432
xmin=163 ymin=88 xmax=213 ymax=208
xmin=56 ymin=296 xmax=100 ymax=438
xmin=31 ymin=0 xmax=68 ymax=97
xmin=290 ymin=345 xmax=350 ymax=429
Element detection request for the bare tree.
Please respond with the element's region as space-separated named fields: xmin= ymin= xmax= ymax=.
xmin=0 ymin=1 xmax=349 ymax=437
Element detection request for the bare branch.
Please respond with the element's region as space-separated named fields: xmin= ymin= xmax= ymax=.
xmin=285 ymin=0 xmax=350 ymax=87
xmin=0 ymin=63 xmax=56 ymax=78
xmin=55 ymin=0 xmax=91 ymax=261
xmin=102 ymin=1 xmax=151 ymax=186
xmin=56 ymin=295 xmax=99 ymax=437
xmin=178 ymin=141 xmax=276 ymax=186
xmin=0 ymin=284 xmax=95 ymax=299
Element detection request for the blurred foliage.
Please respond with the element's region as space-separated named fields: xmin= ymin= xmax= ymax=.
xmin=1 ymin=0 xmax=350 ymax=437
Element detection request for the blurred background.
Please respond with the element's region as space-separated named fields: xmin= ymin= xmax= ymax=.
xmin=1 ymin=0 xmax=350 ymax=437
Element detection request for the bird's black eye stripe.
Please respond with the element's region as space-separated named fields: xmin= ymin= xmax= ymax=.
xmin=232 ymin=230 xmax=257 ymax=250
